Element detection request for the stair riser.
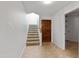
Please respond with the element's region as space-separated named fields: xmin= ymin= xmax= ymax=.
xmin=28 ymin=30 xmax=38 ymax=31
xmin=27 ymin=38 xmax=39 ymax=40
xmin=27 ymin=44 xmax=39 ymax=46
xmin=28 ymin=33 xmax=38 ymax=34
xmin=29 ymin=29 xmax=38 ymax=30
xmin=28 ymin=31 xmax=38 ymax=32
xmin=29 ymin=28 xmax=38 ymax=29
xmin=27 ymin=37 xmax=39 ymax=38
xmin=28 ymin=32 xmax=38 ymax=33
xmin=27 ymin=42 xmax=39 ymax=44
xmin=27 ymin=35 xmax=39 ymax=37
xmin=27 ymin=40 xmax=39 ymax=41
xmin=28 ymin=34 xmax=38 ymax=35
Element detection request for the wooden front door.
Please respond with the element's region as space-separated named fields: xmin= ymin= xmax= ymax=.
xmin=41 ymin=20 xmax=51 ymax=42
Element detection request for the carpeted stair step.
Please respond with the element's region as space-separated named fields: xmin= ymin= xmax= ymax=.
xmin=29 ymin=30 xmax=38 ymax=31
xmin=29 ymin=29 xmax=38 ymax=30
xmin=27 ymin=36 xmax=39 ymax=38
xmin=28 ymin=31 xmax=38 ymax=33
xmin=28 ymin=33 xmax=38 ymax=35
xmin=29 ymin=29 xmax=38 ymax=31
xmin=27 ymin=34 xmax=39 ymax=37
xmin=29 ymin=27 xmax=38 ymax=28
xmin=27 ymin=38 xmax=39 ymax=41
xmin=26 ymin=41 xmax=39 ymax=46
xmin=28 ymin=32 xmax=38 ymax=34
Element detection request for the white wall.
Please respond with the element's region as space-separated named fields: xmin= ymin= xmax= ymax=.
xmin=65 ymin=14 xmax=79 ymax=42
xmin=53 ymin=2 xmax=79 ymax=49
xmin=26 ymin=13 xmax=39 ymax=25
xmin=0 ymin=2 xmax=27 ymax=57
xmin=74 ymin=14 xmax=79 ymax=43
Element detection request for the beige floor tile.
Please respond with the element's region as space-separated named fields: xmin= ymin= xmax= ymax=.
xmin=22 ymin=41 xmax=78 ymax=58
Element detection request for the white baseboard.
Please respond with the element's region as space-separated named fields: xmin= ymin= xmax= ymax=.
xmin=19 ymin=44 xmax=26 ymax=58
xmin=54 ymin=41 xmax=65 ymax=50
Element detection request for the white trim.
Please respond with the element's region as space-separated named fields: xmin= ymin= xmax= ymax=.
xmin=26 ymin=25 xmax=29 ymax=41
xmin=19 ymin=44 xmax=26 ymax=58
xmin=51 ymin=19 xmax=53 ymax=43
xmin=40 ymin=31 xmax=42 ymax=46
xmin=38 ymin=26 xmax=42 ymax=46
xmin=54 ymin=41 xmax=65 ymax=50
xmin=39 ymin=19 xmax=42 ymax=46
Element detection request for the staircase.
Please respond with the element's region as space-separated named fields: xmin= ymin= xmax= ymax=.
xmin=26 ymin=25 xmax=40 ymax=46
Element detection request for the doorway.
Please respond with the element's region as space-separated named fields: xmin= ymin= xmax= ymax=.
xmin=41 ymin=20 xmax=51 ymax=42
xmin=65 ymin=8 xmax=79 ymax=57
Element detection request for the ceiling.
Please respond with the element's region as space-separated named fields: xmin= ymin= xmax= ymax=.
xmin=67 ymin=8 xmax=79 ymax=15
xmin=22 ymin=1 xmax=71 ymax=18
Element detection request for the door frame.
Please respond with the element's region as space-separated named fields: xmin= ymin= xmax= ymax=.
xmin=41 ymin=19 xmax=52 ymax=42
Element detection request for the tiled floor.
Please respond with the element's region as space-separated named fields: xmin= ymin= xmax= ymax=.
xmin=22 ymin=41 xmax=78 ymax=58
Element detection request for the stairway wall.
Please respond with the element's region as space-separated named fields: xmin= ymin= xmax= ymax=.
xmin=26 ymin=13 xmax=39 ymax=25
xmin=0 ymin=1 xmax=27 ymax=57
